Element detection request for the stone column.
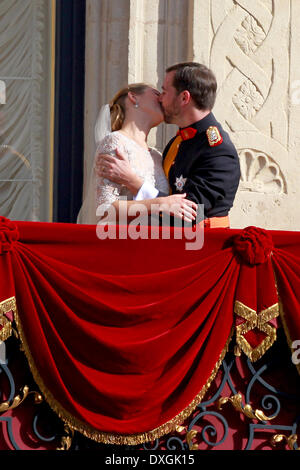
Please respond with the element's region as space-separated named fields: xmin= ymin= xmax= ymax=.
xmin=84 ymin=0 xmax=130 ymax=197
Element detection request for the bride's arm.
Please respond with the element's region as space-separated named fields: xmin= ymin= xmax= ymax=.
xmin=94 ymin=135 xmax=126 ymax=218
xmin=97 ymin=148 xmax=166 ymax=200
xmin=106 ymin=193 xmax=197 ymax=223
xmin=95 ymin=164 xmax=197 ymax=223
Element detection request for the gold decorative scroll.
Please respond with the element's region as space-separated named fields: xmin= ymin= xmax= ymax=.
xmin=0 ymin=296 xmax=17 ymax=342
xmin=234 ymin=300 xmax=279 ymax=362
xmin=0 ymin=385 xmax=42 ymax=413
xmin=218 ymin=393 xmax=275 ymax=422
xmin=186 ymin=430 xmax=199 ymax=450
xmin=56 ymin=425 xmax=75 ymax=451
xmin=0 ymin=384 xmax=43 ymax=414
xmin=271 ymin=433 xmax=299 ymax=451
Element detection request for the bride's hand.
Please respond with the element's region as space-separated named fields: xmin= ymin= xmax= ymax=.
xmin=159 ymin=193 xmax=198 ymax=222
xmin=96 ymin=148 xmax=143 ymax=196
xmin=96 ymin=148 xmax=133 ymax=184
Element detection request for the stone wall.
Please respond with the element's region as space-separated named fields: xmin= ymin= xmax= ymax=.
xmin=84 ymin=0 xmax=300 ymax=229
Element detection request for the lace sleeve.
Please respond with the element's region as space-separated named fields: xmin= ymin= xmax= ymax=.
xmin=94 ymin=133 xmax=123 ymax=207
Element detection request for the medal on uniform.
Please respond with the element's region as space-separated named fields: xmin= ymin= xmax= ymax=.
xmin=175 ymin=175 xmax=187 ymax=192
xmin=206 ymin=126 xmax=223 ymax=147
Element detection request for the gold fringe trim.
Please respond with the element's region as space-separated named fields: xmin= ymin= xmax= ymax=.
xmin=235 ymin=300 xmax=279 ymax=362
xmin=13 ymin=298 xmax=234 ymax=446
xmin=0 ymin=296 xmax=15 ymax=342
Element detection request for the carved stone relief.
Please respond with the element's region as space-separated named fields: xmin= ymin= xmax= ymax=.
xmin=239 ymin=149 xmax=286 ymax=194
xmin=191 ymin=0 xmax=299 ymax=229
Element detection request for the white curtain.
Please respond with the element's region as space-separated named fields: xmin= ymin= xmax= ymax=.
xmin=0 ymin=0 xmax=53 ymax=221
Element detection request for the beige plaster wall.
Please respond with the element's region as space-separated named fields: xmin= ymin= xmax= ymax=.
xmin=85 ymin=0 xmax=300 ymax=230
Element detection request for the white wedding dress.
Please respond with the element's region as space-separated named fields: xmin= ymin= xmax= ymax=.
xmin=77 ymin=131 xmax=169 ymax=224
xmin=96 ymin=131 xmax=169 ymax=206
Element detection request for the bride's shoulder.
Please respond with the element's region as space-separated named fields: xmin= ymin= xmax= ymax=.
xmin=95 ymin=131 xmax=123 ymax=151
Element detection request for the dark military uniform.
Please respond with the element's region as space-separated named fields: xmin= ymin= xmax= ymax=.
xmin=158 ymin=112 xmax=240 ymax=221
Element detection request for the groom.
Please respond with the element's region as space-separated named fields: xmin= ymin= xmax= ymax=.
xmin=99 ymin=62 xmax=240 ymax=227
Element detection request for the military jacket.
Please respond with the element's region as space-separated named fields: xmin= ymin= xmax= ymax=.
xmin=160 ymin=112 xmax=240 ymax=219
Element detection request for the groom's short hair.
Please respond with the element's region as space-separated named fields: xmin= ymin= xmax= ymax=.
xmin=166 ymin=62 xmax=217 ymax=111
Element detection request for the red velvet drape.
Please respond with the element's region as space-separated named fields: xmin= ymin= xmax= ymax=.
xmin=0 ymin=219 xmax=300 ymax=444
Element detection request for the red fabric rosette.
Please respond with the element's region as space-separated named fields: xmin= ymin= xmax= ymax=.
xmin=233 ymin=225 xmax=274 ymax=265
xmin=0 ymin=216 xmax=19 ymax=255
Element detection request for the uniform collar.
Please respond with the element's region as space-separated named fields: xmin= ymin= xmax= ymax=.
xmin=176 ymin=127 xmax=197 ymax=140
xmin=179 ymin=112 xmax=217 ymax=135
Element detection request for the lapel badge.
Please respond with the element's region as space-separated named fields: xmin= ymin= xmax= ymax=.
xmin=175 ymin=175 xmax=187 ymax=192
xmin=206 ymin=126 xmax=223 ymax=147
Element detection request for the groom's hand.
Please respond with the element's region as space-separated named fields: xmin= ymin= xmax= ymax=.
xmin=96 ymin=148 xmax=143 ymax=196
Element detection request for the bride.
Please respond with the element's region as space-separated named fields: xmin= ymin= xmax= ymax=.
xmin=77 ymin=83 xmax=197 ymax=225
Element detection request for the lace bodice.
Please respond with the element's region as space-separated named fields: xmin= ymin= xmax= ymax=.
xmin=94 ymin=131 xmax=169 ymax=207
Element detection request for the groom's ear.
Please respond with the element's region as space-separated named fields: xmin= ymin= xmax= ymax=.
xmin=180 ymin=90 xmax=191 ymax=106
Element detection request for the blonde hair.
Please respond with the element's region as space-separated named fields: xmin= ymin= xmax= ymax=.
xmin=109 ymin=83 xmax=150 ymax=131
